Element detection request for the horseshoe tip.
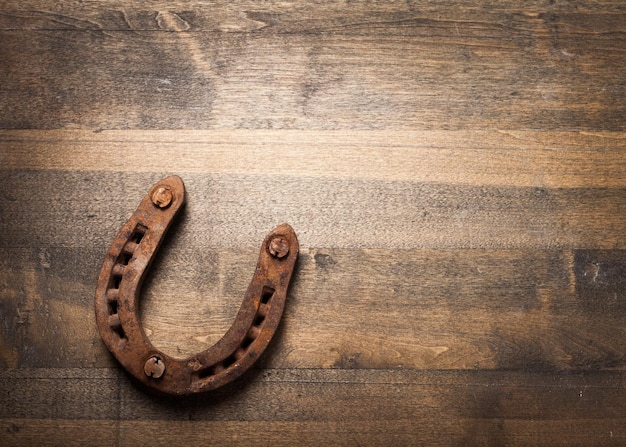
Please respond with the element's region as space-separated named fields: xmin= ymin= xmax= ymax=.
xmin=160 ymin=175 xmax=185 ymax=191
xmin=272 ymin=223 xmax=297 ymax=238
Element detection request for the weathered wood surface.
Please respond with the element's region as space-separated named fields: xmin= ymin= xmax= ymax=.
xmin=1 ymin=1 xmax=624 ymax=130
xmin=2 ymin=368 xmax=625 ymax=446
xmin=1 ymin=1 xmax=625 ymax=446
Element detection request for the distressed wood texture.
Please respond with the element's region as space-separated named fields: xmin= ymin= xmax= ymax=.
xmin=1 ymin=1 xmax=626 ymax=446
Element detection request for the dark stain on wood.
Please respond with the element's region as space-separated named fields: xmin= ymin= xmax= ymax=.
xmin=575 ymin=250 xmax=626 ymax=314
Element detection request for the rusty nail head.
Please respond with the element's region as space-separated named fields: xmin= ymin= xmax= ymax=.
xmin=269 ymin=236 xmax=289 ymax=258
xmin=151 ymin=186 xmax=173 ymax=208
xmin=144 ymin=356 xmax=165 ymax=378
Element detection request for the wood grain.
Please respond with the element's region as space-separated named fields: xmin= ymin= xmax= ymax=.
xmin=0 ymin=2 xmax=624 ymax=130
xmin=2 ymin=243 xmax=625 ymax=370
xmin=1 ymin=368 xmax=625 ymax=446
xmin=1 ymin=0 xmax=625 ymax=445
xmin=1 ymin=170 xmax=626 ymax=251
xmin=2 ymin=130 xmax=626 ymax=188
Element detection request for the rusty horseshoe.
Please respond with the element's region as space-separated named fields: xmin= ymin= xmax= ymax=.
xmin=95 ymin=175 xmax=298 ymax=395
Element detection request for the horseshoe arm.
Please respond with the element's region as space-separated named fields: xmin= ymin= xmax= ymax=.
xmin=95 ymin=176 xmax=299 ymax=395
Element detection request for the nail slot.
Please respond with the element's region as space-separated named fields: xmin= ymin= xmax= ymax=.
xmin=241 ymin=336 xmax=254 ymax=349
xmin=253 ymin=315 xmax=265 ymax=327
xmin=257 ymin=303 xmax=269 ymax=318
xmin=108 ymin=299 xmax=118 ymax=315
xmin=197 ymin=361 xmax=229 ymax=379
xmin=130 ymin=224 xmax=147 ymax=244
xmin=108 ymin=314 xmax=126 ymax=340
xmin=261 ymin=286 xmax=275 ymax=304
xmin=222 ymin=355 xmax=237 ymax=369
xmin=111 ymin=274 xmax=122 ymax=289
xmin=120 ymin=252 xmax=132 ymax=266
xmin=197 ymin=367 xmax=213 ymax=379
xmin=112 ymin=324 xmax=127 ymax=340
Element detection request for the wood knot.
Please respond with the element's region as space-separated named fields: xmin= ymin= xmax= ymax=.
xmin=156 ymin=12 xmax=191 ymax=32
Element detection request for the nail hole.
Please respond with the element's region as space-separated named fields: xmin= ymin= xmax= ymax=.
xmin=197 ymin=367 xmax=214 ymax=379
xmin=120 ymin=252 xmax=132 ymax=266
xmin=254 ymin=315 xmax=265 ymax=327
xmin=111 ymin=274 xmax=122 ymax=289
xmin=261 ymin=286 xmax=275 ymax=304
xmin=197 ymin=356 xmax=238 ymax=380
xmin=131 ymin=224 xmax=147 ymax=244
xmin=108 ymin=315 xmax=126 ymax=340
xmin=108 ymin=300 xmax=118 ymax=315
xmin=112 ymin=324 xmax=126 ymax=340
xmin=241 ymin=336 xmax=254 ymax=349
xmin=257 ymin=303 xmax=269 ymax=318
xmin=222 ymin=355 xmax=237 ymax=369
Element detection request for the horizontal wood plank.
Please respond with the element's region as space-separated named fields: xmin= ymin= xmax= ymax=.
xmin=1 ymin=169 xmax=626 ymax=251
xmin=2 ymin=245 xmax=625 ymax=370
xmin=1 ymin=0 xmax=625 ymax=444
xmin=2 ymin=130 xmax=626 ymax=188
xmin=2 ymin=1 xmax=626 ymax=31
xmin=0 ymin=4 xmax=624 ymax=130
xmin=1 ymin=368 xmax=625 ymax=446
xmin=0 ymin=419 xmax=116 ymax=447
xmin=3 ymin=418 xmax=625 ymax=447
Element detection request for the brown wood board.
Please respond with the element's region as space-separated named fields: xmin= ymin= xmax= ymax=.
xmin=1 ymin=1 xmax=625 ymax=445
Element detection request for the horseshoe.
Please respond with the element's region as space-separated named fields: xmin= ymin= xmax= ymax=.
xmin=95 ymin=175 xmax=298 ymax=395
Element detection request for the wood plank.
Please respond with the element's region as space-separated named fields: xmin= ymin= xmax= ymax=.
xmin=122 ymin=419 xmax=625 ymax=447
xmin=1 ymin=369 xmax=625 ymax=446
xmin=2 ymin=245 xmax=625 ymax=370
xmin=2 ymin=0 xmax=626 ymax=31
xmin=2 ymin=368 xmax=625 ymax=421
xmin=0 ymin=419 xmax=117 ymax=447
xmin=2 ymin=130 xmax=626 ymax=188
xmin=0 ymin=5 xmax=623 ymax=130
xmin=3 ymin=419 xmax=625 ymax=447
xmin=1 ymin=1 xmax=625 ymax=444
xmin=1 ymin=170 xmax=626 ymax=251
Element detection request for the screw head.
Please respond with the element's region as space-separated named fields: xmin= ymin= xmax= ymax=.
xmin=268 ymin=236 xmax=289 ymax=259
xmin=151 ymin=186 xmax=173 ymax=208
xmin=144 ymin=356 xmax=165 ymax=378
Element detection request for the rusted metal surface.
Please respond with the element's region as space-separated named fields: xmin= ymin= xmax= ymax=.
xmin=95 ymin=175 xmax=299 ymax=395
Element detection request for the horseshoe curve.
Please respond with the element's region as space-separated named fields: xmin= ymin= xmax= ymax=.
xmin=95 ymin=175 xmax=299 ymax=395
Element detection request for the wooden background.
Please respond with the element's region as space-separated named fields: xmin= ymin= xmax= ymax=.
xmin=1 ymin=1 xmax=625 ymax=445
